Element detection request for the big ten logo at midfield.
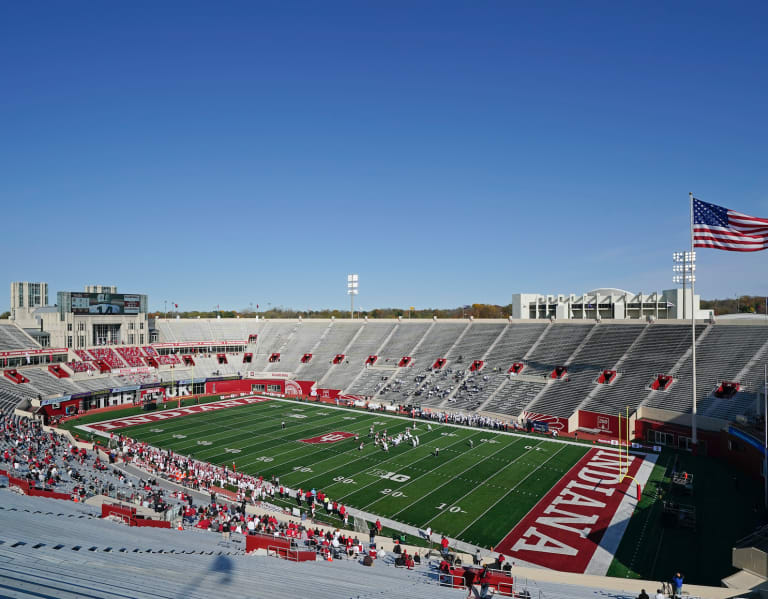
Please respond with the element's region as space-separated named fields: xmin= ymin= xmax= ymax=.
xmin=597 ymin=416 xmax=611 ymax=432
xmin=299 ymin=431 xmax=356 ymax=444
xmin=368 ymin=469 xmax=411 ymax=483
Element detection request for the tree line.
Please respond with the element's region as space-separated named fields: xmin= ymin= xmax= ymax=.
xmin=0 ymin=298 xmax=763 ymax=321
xmin=148 ymin=303 xmax=514 ymax=320
xmin=148 ymin=297 xmax=768 ymax=319
xmin=701 ymin=295 xmax=768 ymax=315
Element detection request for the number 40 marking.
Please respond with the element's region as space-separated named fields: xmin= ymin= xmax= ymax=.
xmin=378 ymin=471 xmax=410 ymax=483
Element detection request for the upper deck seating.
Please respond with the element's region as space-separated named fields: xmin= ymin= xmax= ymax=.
xmin=0 ymin=323 xmax=41 ymax=351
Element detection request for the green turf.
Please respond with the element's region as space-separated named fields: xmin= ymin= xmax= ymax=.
xmin=86 ymin=397 xmax=589 ymax=549
xmin=60 ymin=395 xmax=224 ymax=441
xmin=607 ymin=448 xmax=764 ymax=586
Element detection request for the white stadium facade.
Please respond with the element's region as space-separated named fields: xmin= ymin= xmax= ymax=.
xmin=511 ymin=288 xmax=712 ymax=321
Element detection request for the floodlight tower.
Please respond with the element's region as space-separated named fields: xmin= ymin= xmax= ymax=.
xmin=347 ymin=274 xmax=359 ymax=319
xmin=672 ymin=251 xmax=696 ymax=319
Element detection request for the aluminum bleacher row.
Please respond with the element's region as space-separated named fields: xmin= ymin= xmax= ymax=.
xmin=151 ymin=319 xmax=768 ymax=425
xmin=0 ymin=322 xmax=40 ymax=350
xmin=1 ymin=318 xmax=768 ymax=425
xmin=0 ymin=488 xmax=653 ymax=599
xmin=156 ymin=318 xmax=253 ymax=343
xmin=527 ymin=323 xmax=647 ymax=419
xmin=0 ymin=488 xmax=448 ymax=599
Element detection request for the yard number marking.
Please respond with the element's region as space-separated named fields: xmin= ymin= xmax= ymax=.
xmin=333 ymin=476 xmax=356 ymax=484
xmin=381 ymin=488 xmax=407 ymax=498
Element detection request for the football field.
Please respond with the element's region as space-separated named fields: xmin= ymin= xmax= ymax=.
xmin=89 ymin=398 xmax=589 ymax=549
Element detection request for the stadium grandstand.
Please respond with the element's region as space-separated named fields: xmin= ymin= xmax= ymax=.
xmin=2 ymin=280 xmax=768 ymax=599
xmin=3 ymin=283 xmax=766 ymax=449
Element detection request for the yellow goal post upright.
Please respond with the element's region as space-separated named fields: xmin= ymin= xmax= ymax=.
xmin=618 ymin=405 xmax=642 ymax=502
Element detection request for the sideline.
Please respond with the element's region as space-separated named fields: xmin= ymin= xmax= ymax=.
xmin=105 ymin=451 xmax=458 ymax=562
xmin=102 ymin=447 xmax=742 ymax=599
xmin=271 ymin=397 xmax=655 ymax=455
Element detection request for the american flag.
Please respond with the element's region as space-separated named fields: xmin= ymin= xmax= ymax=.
xmin=693 ymin=198 xmax=768 ymax=252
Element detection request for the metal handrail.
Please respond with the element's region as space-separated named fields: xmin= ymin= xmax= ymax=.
xmin=267 ymin=544 xmax=299 ymax=562
xmin=436 ymin=571 xmax=539 ymax=598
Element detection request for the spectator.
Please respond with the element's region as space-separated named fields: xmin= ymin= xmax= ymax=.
xmin=672 ymin=573 xmax=684 ymax=598
xmin=463 ymin=567 xmax=478 ymax=599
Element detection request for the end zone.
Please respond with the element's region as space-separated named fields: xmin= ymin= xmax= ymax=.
xmin=79 ymin=396 xmax=271 ymax=435
xmin=495 ymin=447 xmax=656 ymax=575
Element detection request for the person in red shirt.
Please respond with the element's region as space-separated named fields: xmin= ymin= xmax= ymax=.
xmin=375 ymin=519 xmax=382 ymax=534
xmin=441 ymin=535 xmax=450 ymax=558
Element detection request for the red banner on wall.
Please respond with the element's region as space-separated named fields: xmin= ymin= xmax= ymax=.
xmin=578 ymin=411 xmax=620 ymax=437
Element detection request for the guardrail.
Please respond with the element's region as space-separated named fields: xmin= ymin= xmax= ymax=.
xmin=268 ymin=545 xmax=299 ymax=562
xmin=437 ymin=570 xmax=539 ymax=598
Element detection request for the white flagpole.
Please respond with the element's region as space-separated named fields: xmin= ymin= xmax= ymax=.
xmin=690 ymin=192 xmax=698 ymax=449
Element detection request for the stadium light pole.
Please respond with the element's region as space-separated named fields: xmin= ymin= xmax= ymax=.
xmin=673 ymin=248 xmax=698 ymax=449
xmin=672 ymin=251 xmax=696 ymax=319
xmin=347 ymin=274 xmax=358 ymax=319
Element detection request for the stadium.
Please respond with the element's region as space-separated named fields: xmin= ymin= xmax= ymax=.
xmin=3 ymin=3 xmax=768 ymax=599
xmin=2 ymin=277 xmax=768 ymax=599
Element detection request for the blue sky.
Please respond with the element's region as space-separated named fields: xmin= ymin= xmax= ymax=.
xmin=1 ymin=1 xmax=767 ymax=312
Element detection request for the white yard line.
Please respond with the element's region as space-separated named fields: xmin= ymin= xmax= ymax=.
xmin=79 ymin=393 xmax=645 ymax=459
xmin=451 ymin=442 xmax=571 ymax=537
xmin=235 ymin=413 xmax=416 ymax=473
xmin=370 ymin=436 xmax=529 ymax=518
xmin=327 ymin=430 xmax=493 ymax=503
xmin=135 ymin=403 xmax=352 ymax=455
xmin=279 ymin=429 xmax=452 ymax=490
xmin=210 ymin=412 xmax=383 ymax=470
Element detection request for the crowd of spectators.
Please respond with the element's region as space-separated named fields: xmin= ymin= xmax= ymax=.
xmin=2 ymin=413 xmax=526 ymax=596
xmin=410 ymin=408 xmax=511 ymax=431
xmin=182 ymin=496 xmax=377 ymax=560
xmin=0 ymin=416 xmax=181 ymax=511
xmin=66 ymin=360 xmax=94 ymax=373
xmin=118 ymin=435 xmax=356 ymax=530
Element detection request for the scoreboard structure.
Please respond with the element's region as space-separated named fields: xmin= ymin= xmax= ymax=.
xmin=50 ymin=290 xmax=150 ymax=349
xmin=70 ymin=292 xmax=142 ymax=315
xmin=59 ymin=291 xmax=147 ymax=316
